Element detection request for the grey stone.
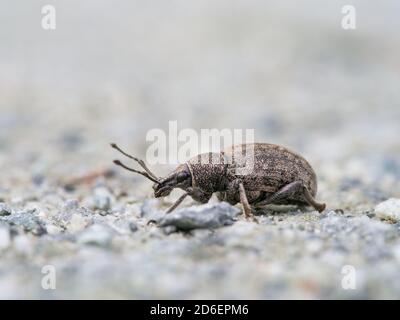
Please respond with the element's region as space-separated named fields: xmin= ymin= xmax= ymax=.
xmin=0 ymin=203 xmax=11 ymax=216
xmin=2 ymin=209 xmax=46 ymax=236
xmin=129 ymin=222 xmax=138 ymax=232
xmin=77 ymin=224 xmax=114 ymax=246
xmin=159 ymin=202 xmax=241 ymax=231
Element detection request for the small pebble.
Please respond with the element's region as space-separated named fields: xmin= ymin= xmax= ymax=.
xmin=46 ymin=224 xmax=63 ymax=235
xmin=129 ymin=222 xmax=138 ymax=232
xmin=4 ymin=210 xmax=46 ymax=236
xmin=93 ymin=187 xmax=112 ymax=211
xmin=0 ymin=203 xmax=12 ymax=216
xmin=67 ymin=214 xmax=90 ymax=233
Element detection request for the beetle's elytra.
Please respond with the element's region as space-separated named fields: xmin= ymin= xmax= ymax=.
xmin=111 ymin=142 xmax=326 ymax=218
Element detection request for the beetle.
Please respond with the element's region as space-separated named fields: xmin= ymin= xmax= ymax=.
xmin=111 ymin=142 xmax=326 ymax=218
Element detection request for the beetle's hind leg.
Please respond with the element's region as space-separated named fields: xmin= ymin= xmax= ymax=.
xmin=301 ymin=185 xmax=326 ymax=212
xmin=256 ymin=181 xmax=326 ymax=213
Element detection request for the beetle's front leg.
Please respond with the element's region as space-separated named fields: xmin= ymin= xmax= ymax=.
xmin=165 ymin=188 xmax=211 ymax=213
xmin=186 ymin=187 xmax=212 ymax=204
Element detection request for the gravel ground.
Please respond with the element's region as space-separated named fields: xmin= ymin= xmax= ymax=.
xmin=0 ymin=0 xmax=400 ymax=299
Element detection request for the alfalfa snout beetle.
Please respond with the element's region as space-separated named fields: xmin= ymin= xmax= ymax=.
xmin=111 ymin=143 xmax=326 ymax=219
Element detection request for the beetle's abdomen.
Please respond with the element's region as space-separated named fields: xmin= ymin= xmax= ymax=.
xmin=223 ymin=143 xmax=318 ymax=196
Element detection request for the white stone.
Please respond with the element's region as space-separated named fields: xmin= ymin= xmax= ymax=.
xmin=46 ymin=224 xmax=62 ymax=235
xmin=67 ymin=214 xmax=89 ymax=233
xmin=375 ymin=198 xmax=400 ymax=222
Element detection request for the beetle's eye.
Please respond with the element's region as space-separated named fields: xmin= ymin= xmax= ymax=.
xmin=176 ymin=171 xmax=189 ymax=183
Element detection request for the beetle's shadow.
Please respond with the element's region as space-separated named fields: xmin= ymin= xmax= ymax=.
xmin=253 ymin=204 xmax=312 ymax=216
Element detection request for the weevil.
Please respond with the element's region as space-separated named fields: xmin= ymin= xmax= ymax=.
xmin=111 ymin=143 xmax=326 ymax=218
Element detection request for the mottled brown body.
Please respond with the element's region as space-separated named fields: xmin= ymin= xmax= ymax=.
xmin=218 ymin=143 xmax=318 ymax=206
xmin=112 ymin=142 xmax=326 ymax=219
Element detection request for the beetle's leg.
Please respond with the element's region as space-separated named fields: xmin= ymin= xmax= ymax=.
xmin=164 ymin=188 xmax=211 ymax=214
xmin=238 ymin=182 xmax=258 ymax=223
xmin=256 ymin=181 xmax=326 ymax=213
xmin=301 ymin=185 xmax=326 ymax=213
xmin=238 ymin=183 xmax=251 ymax=217
xmin=256 ymin=181 xmax=301 ymax=206
xmin=166 ymin=192 xmax=188 ymax=213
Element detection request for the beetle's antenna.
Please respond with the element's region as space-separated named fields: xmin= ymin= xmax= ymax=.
xmin=110 ymin=143 xmax=159 ymax=181
xmin=113 ymin=160 xmax=159 ymax=183
xmin=166 ymin=192 xmax=188 ymax=213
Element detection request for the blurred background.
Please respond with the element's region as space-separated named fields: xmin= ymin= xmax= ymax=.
xmin=0 ymin=0 xmax=399 ymax=299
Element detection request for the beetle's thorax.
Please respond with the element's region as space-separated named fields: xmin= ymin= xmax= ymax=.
xmin=186 ymin=152 xmax=227 ymax=194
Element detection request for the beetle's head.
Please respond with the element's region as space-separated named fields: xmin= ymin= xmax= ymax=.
xmin=152 ymin=164 xmax=192 ymax=198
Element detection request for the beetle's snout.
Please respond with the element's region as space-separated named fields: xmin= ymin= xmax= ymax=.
xmin=153 ymin=181 xmax=173 ymax=198
xmin=152 ymin=166 xmax=191 ymax=198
